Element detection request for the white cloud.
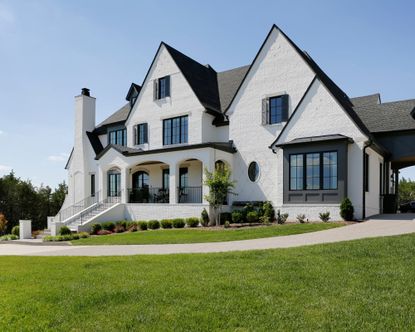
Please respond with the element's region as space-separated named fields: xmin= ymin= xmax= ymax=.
xmin=0 ymin=4 xmax=14 ymax=25
xmin=0 ymin=164 xmax=12 ymax=175
xmin=48 ymin=153 xmax=69 ymax=162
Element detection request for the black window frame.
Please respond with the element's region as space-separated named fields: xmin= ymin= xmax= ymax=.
xmin=248 ymin=161 xmax=260 ymax=182
xmin=289 ymin=150 xmax=338 ymax=191
xmin=108 ymin=128 xmax=127 ymax=146
xmin=158 ymin=76 xmax=170 ymax=99
xmin=162 ymin=168 xmax=170 ymax=190
xmin=90 ymin=174 xmax=95 ymax=197
xmin=269 ymin=95 xmax=285 ymax=124
xmin=134 ymin=123 xmax=148 ymax=145
xmin=179 ymin=167 xmax=188 ymax=188
xmin=163 ymin=115 xmax=188 ymax=146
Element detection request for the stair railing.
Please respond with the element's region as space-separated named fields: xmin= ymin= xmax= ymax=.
xmin=55 ymin=191 xmax=101 ymax=222
xmin=78 ymin=191 xmax=122 ymax=225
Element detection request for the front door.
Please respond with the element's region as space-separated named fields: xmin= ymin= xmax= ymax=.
xmin=108 ymin=172 xmax=121 ymax=197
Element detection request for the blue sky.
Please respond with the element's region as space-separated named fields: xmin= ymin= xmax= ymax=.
xmin=1 ymin=0 xmax=415 ymax=188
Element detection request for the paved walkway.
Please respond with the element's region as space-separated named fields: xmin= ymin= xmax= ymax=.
xmin=1 ymin=214 xmax=415 ymax=256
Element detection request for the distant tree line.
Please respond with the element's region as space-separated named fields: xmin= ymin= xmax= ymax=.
xmin=399 ymin=177 xmax=415 ymax=203
xmin=0 ymin=172 xmax=67 ymax=231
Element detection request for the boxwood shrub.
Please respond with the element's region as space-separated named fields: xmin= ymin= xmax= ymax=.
xmin=91 ymin=223 xmax=102 ymax=235
xmin=137 ymin=221 xmax=148 ymax=231
xmin=102 ymin=222 xmax=115 ymax=232
xmin=161 ymin=219 xmax=173 ymax=229
xmin=231 ymin=211 xmax=243 ymax=223
xmin=219 ymin=212 xmax=232 ymax=225
xmin=186 ymin=217 xmax=199 ymax=228
xmin=172 ymin=218 xmax=185 ymax=228
xmin=246 ymin=211 xmax=259 ymax=223
xmin=59 ymin=225 xmax=72 ymax=236
xmin=11 ymin=225 xmax=19 ymax=237
xmin=148 ymin=220 xmax=160 ymax=230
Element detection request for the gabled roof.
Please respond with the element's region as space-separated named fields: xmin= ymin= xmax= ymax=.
xmin=126 ymin=83 xmax=141 ymax=102
xmin=217 ymin=65 xmax=250 ymax=111
xmin=86 ymin=131 xmax=104 ymax=155
xmin=94 ymin=103 xmax=131 ymax=134
xmin=353 ymin=99 xmax=415 ymax=133
xmin=275 ymin=134 xmax=353 ymax=147
xmin=351 ymin=93 xmax=381 ymax=107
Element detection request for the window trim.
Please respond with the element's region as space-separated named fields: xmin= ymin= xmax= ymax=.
xmin=134 ymin=123 xmax=148 ymax=145
xmin=108 ymin=128 xmax=127 ymax=146
xmin=163 ymin=115 xmax=188 ymax=146
xmin=248 ymin=161 xmax=260 ymax=182
xmin=289 ymin=150 xmax=338 ymax=191
xmin=158 ymin=75 xmax=170 ymax=99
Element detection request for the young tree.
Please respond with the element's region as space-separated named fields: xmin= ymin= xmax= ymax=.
xmin=399 ymin=177 xmax=415 ymax=204
xmin=203 ymin=165 xmax=236 ymax=226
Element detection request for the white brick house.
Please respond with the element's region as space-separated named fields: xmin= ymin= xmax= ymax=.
xmin=58 ymin=25 xmax=415 ymax=230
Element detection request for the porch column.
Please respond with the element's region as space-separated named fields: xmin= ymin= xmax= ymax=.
xmin=202 ymin=152 xmax=215 ymax=204
xmin=169 ymin=163 xmax=179 ymax=204
xmin=121 ymin=167 xmax=129 ymax=204
xmin=98 ymin=166 xmax=106 ymax=200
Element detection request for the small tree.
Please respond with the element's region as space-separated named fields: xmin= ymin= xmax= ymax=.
xmin=0 ymin=213 xmax=8 ymax=235
xmin=340 ymin=198 xmax=354 ymax=221
xmin=203 ymin=165 xmax=236 ymax=226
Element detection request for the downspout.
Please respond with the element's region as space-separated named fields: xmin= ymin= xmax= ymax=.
xmin=362 ymin=140 xmax=373 ymax=220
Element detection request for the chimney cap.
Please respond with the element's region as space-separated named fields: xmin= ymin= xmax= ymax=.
xmin=81 ymin=88 xmax=90 ymax=96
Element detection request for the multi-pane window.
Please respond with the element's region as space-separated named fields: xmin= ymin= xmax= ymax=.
xmin=108 ymin=172 xmax=121 ymax=197
xmin=289 ymin=154 xmax=304 ymax=190
xmin=269 ymin=96 xmax=284 ymax=124
xmin=134 ymin=123 xmax=148 ymax=145
xmin=155 ymin=76 xmax=170 ymax=100
xmin=179 ymin=167 xmax=188 ymax=188
xmin=90 ymin=174 xmax=95 ymax=197
xmin=306 ymin=153 xmax=320 ymax=190
xmin=163 ymin=115 xmax=188 ymax=145
xmin=162 ymin=169 xmax=170 ymax=190
xmin=289 ymin=151 xmax=338 ymax=191
xmin=108 ymin=129 xmax=127 ymax=146
xmin=323 ymin=152 xmax=338 ymax=190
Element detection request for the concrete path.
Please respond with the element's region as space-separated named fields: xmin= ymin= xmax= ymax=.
xmin=1 ymin=214 xmax=415 ymax=256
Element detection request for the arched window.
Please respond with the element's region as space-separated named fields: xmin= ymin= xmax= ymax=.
xmin=107 ymin=169 xmax=121 ymax=197
xmin=215 ymin=160 xmax=225 ymax=171
xmin=132 ymin=171 xmax=149 ymax=189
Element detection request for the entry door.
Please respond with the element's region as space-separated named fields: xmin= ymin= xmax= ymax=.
xmin=179 ymin=167 xmax=188 ymax=188
xmin=108 ymin=173 xmax=121 ymax=197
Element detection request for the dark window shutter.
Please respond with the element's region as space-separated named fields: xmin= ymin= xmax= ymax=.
xmin=281 ymin=94 xmax=289 ymax=121
xmin=262 ymin=98 xmax=269 ymax=125
xmin=153 ymin=79 xmax=159 ymax=100
xmin=143 ymin=123 xmax=148 ymax=143
xmin=165 ymin=76 xmax=170 ymax=97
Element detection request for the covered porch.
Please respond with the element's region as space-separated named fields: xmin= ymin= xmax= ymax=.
xmin=97 ymin=142 xmax=235 ymax=206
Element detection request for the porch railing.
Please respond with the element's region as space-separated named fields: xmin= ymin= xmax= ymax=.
xmin=55 ymin=191 xmax=101 ymax=222
xmin=128 ymin=188 xmax=170 ymax=203
xmin=178 ymin=186 xmax=202 ymax=203
xmin=76 ymin=192 xmax=122 ymax=225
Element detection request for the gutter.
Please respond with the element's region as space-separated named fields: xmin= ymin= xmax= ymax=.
xmin=362 ymin=140 xmax=373 ymax=220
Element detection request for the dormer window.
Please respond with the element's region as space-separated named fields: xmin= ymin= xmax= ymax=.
xmin=154 ymin=76 xmax=170 ymax=100
xmin=108 ymin=128 xmax=127 ymax=146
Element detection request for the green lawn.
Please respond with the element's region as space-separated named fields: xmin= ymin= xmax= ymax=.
xmin=2 ymin=234 xmax=415 ymax=330
xmin=73 ymin=222 xmax=344 ymax=245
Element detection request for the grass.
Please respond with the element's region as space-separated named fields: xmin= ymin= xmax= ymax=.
xmin=1 ymin=234 xmax=415 ymax=330
xmin=72 ymin=222 xmax=344 ymax=245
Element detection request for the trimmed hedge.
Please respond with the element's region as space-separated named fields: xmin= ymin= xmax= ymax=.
xmin=102 ymin=222 xmax=115 ymax=232
xmin=91 ymin=223 xmax=102 ymax=235
xmin=148 ymin=220 xmax=160 ymax=230
xmin=186 ymin=217 xmax=199 ymax=228
xmin=172 ymin=218 xmax=185 ymax=228
xmin=137 ymin=221 xmax=148 ymax=231
xmin=161 ymin=219 xmax=173 ymax=229
xmin=59 ymin=225 xmax=72 ymax=236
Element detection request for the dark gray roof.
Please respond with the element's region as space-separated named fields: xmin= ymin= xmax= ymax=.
xmin=94 ymin=103 xmax=131 ymax=133
xmin=217 ymin=65 xmax=250 ymax=111
xmin=275 ymin=134 xmax=353 ymax=147
xmin=351 ymin=94 xmax=380 ymax=107
xmin=86 ymin=131 xmax=104 ymax=155
xmin=353 ymin=99 xmax=415 ymax=133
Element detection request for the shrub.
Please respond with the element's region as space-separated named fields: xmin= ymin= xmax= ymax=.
xmin=161 ymin=219 xmax=173 ymax=229
xmin=319 ymin=211 xmax=331 ymax=222
xmin=91 ymin=223 xmax=102 ymax=235
xmin=42 ymin=235 xmax=54 ymax=242
xmin=102 ymin=222 xmax=115 ymax=232
xmin=11 ymin=225 xmax=19 ymax=237
xmin=172 ymin=218 xmax=185 ymax=228
xmin=71 ymin=233 xmax=80 ymax=240
xmin=340 ymin=198 xmax=354 ymax=221
xmin=127 ymin=222 xmax=138 ymax=232
xmin=97 ymin=229 xmax=112 ymax=236
xmin=262 ymin=202 xmax=275 ymax=221
xmin=186 ymin=217 xmax=199 ymax=228
xmin=231 ymin=211 xmax=243 ymax=224
xmin=137 ymin=221 xmax=148 ymax=231
xmin=0 ymin=234 xmax=18 ymax=241
xmin=78 ymin=232 xmax=90 ymax=238
xmin=246 ymin=211 xmax=259 ymax=223
xmin=241 ymin=203 xmax=255 ymax=222
xmin=296 ymin=214 xmax=306 ymax=223
xmin=59 ymin=225 xmax=72 ymax=236
xmin=219 ymin=212 xmax=232 ymax=225
xmin=148 ymin=220 xmax=160 ymax=230
xmin=224 ymin=221 xmax=230 ymax=228
xmin=114 ymin=224 xmax=125 ymax=233
xmin=259 ymin=215 xmax=270 ymax=224
xmin=276 ymin=210 xmax=289 ymax=224
xmin=201 ymin=208 xmax=209 ymax=227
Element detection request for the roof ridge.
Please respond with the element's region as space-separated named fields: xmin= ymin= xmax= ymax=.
xmin=381 ymin=98 xmax=415 ymax=105
xmin=218 ymin=64 xmax=250 ymax=75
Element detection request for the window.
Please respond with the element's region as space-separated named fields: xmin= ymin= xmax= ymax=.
xmin=90 ymin=174 xmax=95 ymax=197
xmin=108 ymin=128 xmax=127 ymax=146
xmin=108 ymin=171 xmax=121 ymax=197
xmin=289 ymin=151 xmax=338 ymax=190
xmin=289 ymin=154 xmax=303 ymax=190
xmin=154 ymin=76 xmax=170 ymax=100
xmin=262 ymin=94 xmax=289 ymax=125
xmin=163 ymin=169 xmax=170 ymax=190
xmin=306 ymin=153 xmax=320 ymax=190
xmin=179 ymin=167 xmax=188 ymax=188
xmin=248 ymin=162 xmax=260 ymax=182
xmin=364 ymin=153 xmax=369 ymax=192
xmin=132 ymin=171 xmax=149 ymax=189
xmin=134 ymin=123 xmax=148 ymax=145
xmin=163 ymin=115 xmax=188 ymax=145
xmin=323 ymin=152 xmax=337 ymax=190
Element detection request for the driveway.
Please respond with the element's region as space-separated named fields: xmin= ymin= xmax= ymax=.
xmin=1 ymin=215 xmax=415 ymax=256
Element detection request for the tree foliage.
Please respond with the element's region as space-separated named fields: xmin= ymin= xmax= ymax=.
xmin=203 ymin=165 xmax=236 ymax=226
xmin=399 ymin=177 xmax=415 ymax=203
xmin=0 ymin=171 xmax=67 ymax=231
